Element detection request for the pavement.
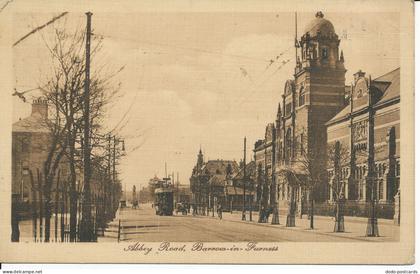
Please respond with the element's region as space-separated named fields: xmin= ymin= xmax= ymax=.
xmin=97 ymin=203 xmax=399 ymax=242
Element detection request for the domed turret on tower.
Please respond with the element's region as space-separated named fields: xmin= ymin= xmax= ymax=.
xmin=296 ymin=11 xmax=345 ymax=72
xmin=303 ymin=11 xmax=336 ymax=38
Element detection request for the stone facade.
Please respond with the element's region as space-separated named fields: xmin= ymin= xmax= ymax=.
xmin=326 ymin=68 xmax=400 ymax=204
xmin=253 ymin=11 xmax=400 ymax=218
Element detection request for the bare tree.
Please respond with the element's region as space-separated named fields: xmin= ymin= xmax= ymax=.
xmin=37 ymin=22 xmax=122 ymax=242
xmin=327 ymin=141 xmax=350 ymax=232
xmin=288 ymin=130 xmax=327 ymax=229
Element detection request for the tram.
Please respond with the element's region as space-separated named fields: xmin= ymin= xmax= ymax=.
xmin=154 ymin=187 xmax=174 ymax=216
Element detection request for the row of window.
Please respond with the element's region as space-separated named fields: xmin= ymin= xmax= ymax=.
xmin=302 ymin=46 xmax=329 ymax=61
xmin=327 ymin=160 xmax=400 ymax=201
xmin=284 ymin=90 xmax=306 ymax=116
xmin=328 ymin=161 xmax=399 ymax=181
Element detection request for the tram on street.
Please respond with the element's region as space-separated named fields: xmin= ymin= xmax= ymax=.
xmin=154 ymin=187 xmax=174 ymax=216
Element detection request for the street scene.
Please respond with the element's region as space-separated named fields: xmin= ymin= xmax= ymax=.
xmin=11 ymin=10 xmax=401 ymax=243
xmin=95 ymin=203 xmax=398 ymax=242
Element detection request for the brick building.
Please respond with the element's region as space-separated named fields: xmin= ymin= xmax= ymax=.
xmin=12 ymin=99 xmax=71 ymax=203
xmin=326 ymin=68 xmax=400 ymax=208
xmin=253 ymin=11 xmax=400 ymax=219
xmin=273 ymin=11 xmax=346 ymax=213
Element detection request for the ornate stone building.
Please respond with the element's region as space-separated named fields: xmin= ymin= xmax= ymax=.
xmin=253 ymin=11 xmax=400 ymax=219
xmin=326 ymin=68 xmax=400 ymax=208
xmin=273 ymin=11 xmax=346 ymax=211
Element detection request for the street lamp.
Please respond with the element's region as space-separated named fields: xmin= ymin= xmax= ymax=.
xmin=366 ymin=176 xmax=379 ymax=236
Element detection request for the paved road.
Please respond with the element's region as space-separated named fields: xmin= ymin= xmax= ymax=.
xmin=99 ymin=203 xmax=396 ymax=242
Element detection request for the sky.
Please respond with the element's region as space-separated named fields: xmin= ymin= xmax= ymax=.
xmin=12 ymin=11 xmax=400 ymax=190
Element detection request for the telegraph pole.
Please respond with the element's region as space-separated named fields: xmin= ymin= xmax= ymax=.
xmin=295 ymin=12 xmax=298 ymax=64
xmin=80 ymin=11 xmax=93 ymax=242
xmin=242 ymin=137 xmax=246 ymax=221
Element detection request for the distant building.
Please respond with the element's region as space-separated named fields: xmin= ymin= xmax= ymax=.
xmin=225 ymin=161 xmax=256 ymax=211
xmin=190 ymin=149 xmax=239 ymax=213
xmin=174 ymin=184 xmax=193 ymax=204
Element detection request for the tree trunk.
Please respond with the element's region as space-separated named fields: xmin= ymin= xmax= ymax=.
xmin=29 ymin=170 xmax=37 ymax=242
xmin=44 ymin=188 xmax=52 ymax=242
xmin=334 ymin=199 xmax=345 ymax=232
xmin=68 ymin=133 xmax=78 ymax=242
xmin=44 ymin=169 xmax=58 ymax=242
xmin=38 ymin=171 xmax=44 ymax=242
xmin=286 ymin=187 xmax=296 ymax=227
xmin=60 ymin=183 xmax=65 ymax=242
xmin=310 ymin=196 xmax=314 ymax=229
xmin=54 ymin=171 xmax=60 ymax=242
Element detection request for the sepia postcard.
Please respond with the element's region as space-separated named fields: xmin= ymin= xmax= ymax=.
xmin=0 ymin=0 xmax=414 ymax=264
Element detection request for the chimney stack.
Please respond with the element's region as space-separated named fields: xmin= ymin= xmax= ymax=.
xmin=31 ymin=98 xmax=48 ymax=118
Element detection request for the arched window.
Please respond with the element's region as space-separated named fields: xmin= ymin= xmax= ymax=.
xmin=299 ymin=86 xmax=305 ymax=106
xmin=321 ymin=47 xmax=329 ymax=59
xmin=299 ymin=133 xmax=304 ymax=155
xmin=388 ymin=126 xmax=396 ymax=157
xmin=279 ymin=141 xmax=283 ymax=160
xmin=378 ymin=179 xmax=384 ymax=200
xmin=285 ymin=128 xmax=292 ymax=164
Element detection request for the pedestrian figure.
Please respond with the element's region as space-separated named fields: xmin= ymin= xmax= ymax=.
xmin=217 ymin=203 xmax=223 ymax=219
xmin=258 ymin=205 xmax=266 ymax=223
xmin=193 ymin=204 xmax=197 ymax=216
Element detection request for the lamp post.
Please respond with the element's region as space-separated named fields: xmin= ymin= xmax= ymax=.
xmin=365 ymin=75 xmax=379 ymax=237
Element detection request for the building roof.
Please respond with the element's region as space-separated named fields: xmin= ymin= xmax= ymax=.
xmin=373 ymin=67 xmax=400 ymax=105
xmin=232 ymin=161 xmax=256 ymax=180
xmin=208 ymin=174 xmax=226 ymax=186
xmin=12 ymin=113 xmax=50 ymax=133
xmin=327 ymin=68 xmax=400 ymax=125
xmin=303 ymin=12 xmax=335 ymax=37
xmin=225 ymin=185 xmax=255 ymax=196
xmin=201 ymin=160 xmax=239 ymax=176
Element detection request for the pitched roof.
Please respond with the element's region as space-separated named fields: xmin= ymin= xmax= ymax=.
xmin=232 ymin=161 xmax=256 ymax=180
xmin=201 ymin=160 xmax=239 ymax=176
xmin=327 ymin=104 xmax=351 ymax=125
xmin=225 ymin=185 xmax=255 ymax=196
xmin=12 ymin=113 xmax=50 ymax=133
xmin=208 ymin=174 xmax=226 ymax=186
xmin=327 ymin=68 xmax=400 ymax=125
xmin=373 ymin=67 xmax=400 ymax=105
